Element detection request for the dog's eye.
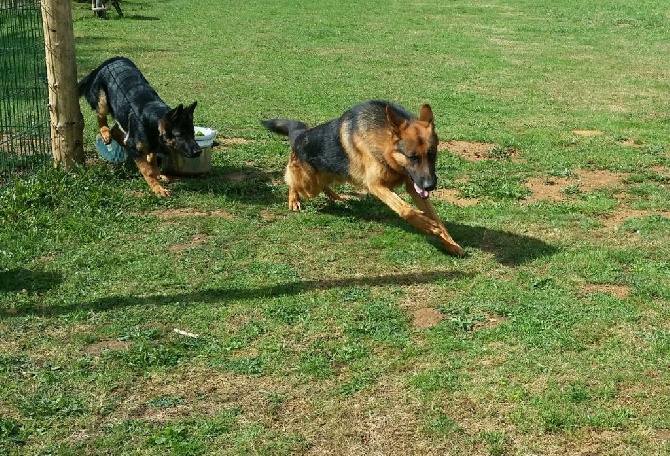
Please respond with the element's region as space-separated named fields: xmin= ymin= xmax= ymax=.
xmin=408 ymin=155 xmax=420 ymax=164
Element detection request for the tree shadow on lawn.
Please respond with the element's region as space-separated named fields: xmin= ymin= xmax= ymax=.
xmin=0 ymin=268 xmax=63 ymax=294
xmin=2 ymin=270 xmax=470 ymax=318
xmin=170 ymin=164 xmax=283 ymax=206
xmin=321 ymin=199 xmax=558 ymax=265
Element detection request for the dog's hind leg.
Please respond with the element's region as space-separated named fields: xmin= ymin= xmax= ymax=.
xmin=109 ymin=124 xmax=126 ymax=146
xmin=95 ymin=89 xmax=113 ymax=144
xmin=285 ymin=153 xmax=320 ymax=211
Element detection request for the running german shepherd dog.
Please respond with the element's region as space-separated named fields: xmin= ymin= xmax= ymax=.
xmin=79 ymin=56 xmax=200 ymax=196
xmin=262 ymin=100 xmax=465 ymax=256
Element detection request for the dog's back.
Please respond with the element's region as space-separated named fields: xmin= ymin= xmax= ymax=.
xmin=79 ymin=56 xmax=167 ymax=131
xmin=262 ymin=100 xmax=416 ymax=177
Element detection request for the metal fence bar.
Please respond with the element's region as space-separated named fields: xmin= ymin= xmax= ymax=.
xmin=0 ymin=0 xmax=51 ymax=185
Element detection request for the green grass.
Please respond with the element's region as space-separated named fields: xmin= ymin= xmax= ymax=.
xmin=1 ymin=0 xmax=670 ymax=454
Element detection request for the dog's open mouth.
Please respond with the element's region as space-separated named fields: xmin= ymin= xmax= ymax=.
xmin=414 ymin=182 xmax=430 ymax=199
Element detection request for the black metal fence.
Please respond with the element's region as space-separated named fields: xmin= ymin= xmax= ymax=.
xmin=0 ymin=0 xmax=51 ymax=185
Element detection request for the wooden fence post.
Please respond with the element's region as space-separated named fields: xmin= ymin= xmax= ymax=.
xmin=40 ymin=0 xmax=85 ymax=167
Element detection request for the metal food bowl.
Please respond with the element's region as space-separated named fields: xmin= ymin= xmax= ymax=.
xmin=162 ymin=126 xmax=215 ymax=175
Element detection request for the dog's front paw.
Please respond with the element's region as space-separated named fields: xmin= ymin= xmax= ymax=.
xmin=158 ymin=174 xmax=170 ymax=183
xmin=100 ymin=127 xmax=112 ymax=144
xmin=444 ymin=242 xmax=466 ymax=257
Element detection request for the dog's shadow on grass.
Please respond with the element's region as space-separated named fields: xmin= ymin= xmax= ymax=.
xmin=0 ymin=268 xmax=63 ymax=294
xmin=176 ymin=171 xmax=557 ymax=264
xmin=171 ymin=164 xmax=283 ymax=205
xmin=449 ymin=223 xmax=558 ymax=265
xmin=2 ymin=271 xmax=470 ymax=318
xmin=322 ymin=197 xmax=558 ymax=265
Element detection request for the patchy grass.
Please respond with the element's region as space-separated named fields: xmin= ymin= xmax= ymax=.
xmin=1 ymin=0 xmax=670 ymax=454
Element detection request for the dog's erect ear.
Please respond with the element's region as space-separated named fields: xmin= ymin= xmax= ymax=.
xmin=419 ymin=104 xmax=434 ymax=124
xmin=168 ymin=104 xmax=184 ymax=122
xmin=184 ymin=102 xmax=197 ymax=121
xmin=386 ymin=105 xmax=408 ymax=134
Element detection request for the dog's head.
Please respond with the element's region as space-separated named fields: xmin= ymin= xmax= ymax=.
xmin=159 ymin=102 xmax=201 ymax=158
xmin=387 ymin=104 xmax=438 ymax=198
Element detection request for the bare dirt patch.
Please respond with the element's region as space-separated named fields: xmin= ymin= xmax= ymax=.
xmin=440 ymin=140 xmax=494 ymax=161
xmin=619 ymin=139 xmax=643 ymax=148
xmin=149 ymin=207 xmax=238 ymax=220
xmin=525 ymin=169 xmax=628 ymax=203
xmin=651 ymin=165 xmax=670 ymax=178
xmin=440 ymin=140 xmax=521 ymax=162
xmin=83 ymin=339 xmax=131 ymax=355
xmin=572 ymin=130 xmax=603 ymax=136
xmin=411 ymin=307 xmax=444 ymax=329
xmin=473 ymin=315 xmax=509 ymax=332
xmin=576 ymin=170 xmax=628 ymax=192
xmin=260 ymin=209 xmax=287 ymax=221
xmin=525 ymin=176 xmax=572 ymax=202
xmin=108 ymin=367 xmax=287 ymax=423
xmin=431 ymin=188 xmax=479 ymax=207
xmin=219 ymin=137 xmax=254 ymax=147
xmin=601 ymin=209 xmax=670 ymax=229
xmin=168 ymin=233 xmax=211 ymax=253
xmin=224 ymin=172 xmax=246 ymax=183
xmin=33 ymin=255 xmax=57 ymax=263
xmin=581 ymin=284 xmax=630 ymax=299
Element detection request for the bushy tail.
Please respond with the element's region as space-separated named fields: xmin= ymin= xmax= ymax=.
xmin=78 ymin=72 xmax=94 ymax=98
xmin=261 ymin=119 xmax=308 ymax=148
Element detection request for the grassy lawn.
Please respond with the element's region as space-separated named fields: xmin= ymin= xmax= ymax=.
xmin=2 ymin=0 xmax=670 ymax=454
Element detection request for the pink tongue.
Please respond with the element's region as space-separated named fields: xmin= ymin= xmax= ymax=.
xmin=414 ymin=182 xmax=429 ymax=199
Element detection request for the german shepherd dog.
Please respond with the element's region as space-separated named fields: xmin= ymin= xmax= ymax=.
xmin=79 ymin=56 xmax=201 ymax=196
xmin=262 ymin=100 xmax=465 ymax=256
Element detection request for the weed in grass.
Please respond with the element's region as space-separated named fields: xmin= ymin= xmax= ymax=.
xmin=481 ymin=431 xmax=507 ymax=456
xmin=221 ymin=355 xmax=267 ymax=377
xmin=18 ymin=388 xmax=86 ymax=420
xmin=298 ymin=350 xmax=335 ymax=379
xmin=457 ymin=172 xmax=530 ymax=200
xmin=343 ymin=300 xmax=410 ymax=343
xmin=103 ymin=341 xmax=185 ymax=371
xmin=148 ymin=395 xmax=186 ymax=408
xmin=565 ymin=381 xmax=591 ymax=404
xmin=0 ymin=417 xmax=28 ymax=447
xmin=638 ymin=328 xmax=670 ymax=356
xmin=425 ymin=412 xmax=462 ymax=436
xmin=338 ymin=370 xmax=379 ymax=396
xmin=409 ymin=366 xmax=460 ymax=393
xmin=263 ymin=300 xmax=311 ymax=325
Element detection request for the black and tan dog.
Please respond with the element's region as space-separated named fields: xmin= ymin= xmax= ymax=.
xmin=262 ymin=100 xmax=465 ymax=256
xmin=79 ymin=56 xmax=200 ymax=196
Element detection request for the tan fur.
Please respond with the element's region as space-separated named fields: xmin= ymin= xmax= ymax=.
xmin=96 ymin=90 xmax=112 ymax=144
xmin=134 ymin=143 xmax=171 ymax=197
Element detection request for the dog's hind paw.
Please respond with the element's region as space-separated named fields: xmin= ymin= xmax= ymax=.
xmin=289 ymin=201 xmax=303 ymax=211
xmin=151 ymin=185 xmax=171 ymax=197
xmin=288 ymin=192 xmax=303 ymax=211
